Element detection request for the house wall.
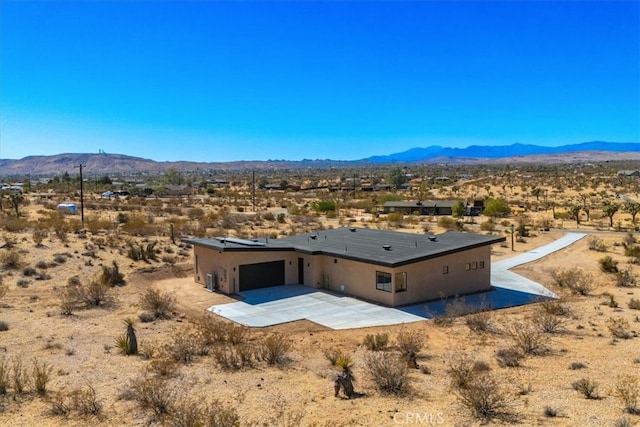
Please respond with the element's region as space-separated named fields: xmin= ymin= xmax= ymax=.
xmin=391 ymin=245 xmax=491 ymax=306
xmin=192 ymin=247 xmax=298 ymax=294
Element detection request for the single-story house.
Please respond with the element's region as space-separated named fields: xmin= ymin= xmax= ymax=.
xmin=184 ymin=228 xmax=505 ymax=307
xmin=380 ymin=200 xmax=459 ymax=216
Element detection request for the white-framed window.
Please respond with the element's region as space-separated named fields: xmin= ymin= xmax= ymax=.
xmin=376 ymin=271 xmax=392 ymax=292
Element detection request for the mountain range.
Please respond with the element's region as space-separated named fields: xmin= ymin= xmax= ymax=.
xmin=1 ymin=141 xmax=639 ymax=176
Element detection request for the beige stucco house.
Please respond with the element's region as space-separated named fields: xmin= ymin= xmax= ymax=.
xmin=184 ymin=227 xmax=505 ymax=307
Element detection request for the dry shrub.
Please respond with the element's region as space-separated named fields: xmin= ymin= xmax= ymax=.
xmin=396 ymin=328 xmax=426 ymax=354
xmin=48 ymin=390 xmax=71 ymax=417
xmin=552 ymin=267 xmax=594 ymax=295
xmin=455 ymin=374 xmax=510 ymax=422
xmin=533 ymin=311 xmax=565 ymax=334
xmin=0 ymin=250 xmax=22 ymax=270
xmin=166 ymin=329 xmax=205 ymax=364
xmin=140 ymin=288 xmax=175 ymax=320
xmin=130 ymin=376 xmax=176 ymax=417
xmin=616 ymin=269 xmax=638 ymax=288
xmin=170 ymin=397 xmax=240 ymax=427
xmin=572 ymin=378 xmax=600 ymax=399
xmin=509 ymin=321 xmax=549 ymax=355
xmin=322 ymin=348 xmax=342 ymax=366
xmin=32 ymin=358 xmax=52 ymax=395
xmin=148 ymin=358 xmax=180 ymax=378
xmin=362 ymin=333 xmax=388 ymax=351
xmin=606 ymin=317 xmax=634 ymax=340
xmin=447 ymin=354 xmax=491 ymax=388
xmin=615 ymin=375 xmax=640 ymax=415
xmin=100 ymin=260 xmax=125 ymax=286
xmin=495 ymin=347 xmax=524 ymax=368
xmin=0 ymin=357 xmax=9 ymax=394
xmin=540 ymin=299 xmax=571 ymax=316
xmin=465 ymin=311 xmax=495 ymax=333
xmin=11 ymin=356 xmax=29 ymax=394
xmin=258 ymin=333 xmax=291 ymax=366
xmin=363 ymin=352 xmax=409 ymax=395
xmin=628 ymin=298 xmax=640 ymax=310
xmin=77 ymin=280 xmax=113 ymax=307
xmin=71 ymin=384 xmax=103 ymax=416
xmin=213 ymin=343 xmax=257 ymax=370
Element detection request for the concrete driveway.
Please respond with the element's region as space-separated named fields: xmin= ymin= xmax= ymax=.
xmin=208 ymin=233 xmax=587 ymax=330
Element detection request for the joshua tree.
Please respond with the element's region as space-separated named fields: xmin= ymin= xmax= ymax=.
xmin=603 ymin=201 xmax=620 ymax=228
xmin=116 ymin=318 xmax=138 ymax=356
xmin=334 ymin=354 xmax=356 ymax=399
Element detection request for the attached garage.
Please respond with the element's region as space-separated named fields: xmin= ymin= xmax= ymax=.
xmin=239 ymin=260 xmax=285 ymax=291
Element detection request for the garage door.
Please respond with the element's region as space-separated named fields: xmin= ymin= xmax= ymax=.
xmin=239 ymin=260 xmax=285 ymax=291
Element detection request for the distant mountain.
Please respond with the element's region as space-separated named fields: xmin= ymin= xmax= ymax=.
xmin=1 ymin=141 xmax=639 ymax=177
xmin=363 ymin=141 xmax=640 ymax=163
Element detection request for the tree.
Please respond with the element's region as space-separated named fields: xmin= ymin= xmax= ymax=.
xmin=388 ymin=167 xmax=407 ymax=190
xmin=531 ymin=187 xmax=541 ymax=201
xmin=163 ymin=168 xmax=185 ymax=185
xmin=452 ymin=201 xmax=466 ymax=218
xmin=623 ymin=201 xmax=640 ymax=224
xmin=7 ymin=193 xmax=26 ymax=217
xmin=603 ymin=202 xmax=620 ymax=228
xmin=483 ymin=198 xmax=511 ymax=218
xmin=569 ymin=204 xmax=581 ymax=226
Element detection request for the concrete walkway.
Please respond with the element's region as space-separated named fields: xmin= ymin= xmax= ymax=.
xmin=208 ymin=233 xmax=587 ymax=330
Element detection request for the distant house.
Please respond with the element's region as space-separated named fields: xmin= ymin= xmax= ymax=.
xmin=618 ymin=170 xmax=640 ymax=177
xmin=184 ymin=227 xmax=505 ymax=307
xmin=381 ymin=200 xmax=458 ymax=216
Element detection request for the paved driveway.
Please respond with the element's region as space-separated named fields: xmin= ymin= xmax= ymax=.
xmin=208 ymin=233 xmax=587 ymax=330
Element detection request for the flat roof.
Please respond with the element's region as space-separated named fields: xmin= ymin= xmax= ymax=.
xmin=184 ymin=227 xmax=505 ymax=268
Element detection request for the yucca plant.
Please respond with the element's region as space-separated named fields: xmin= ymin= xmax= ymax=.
xmin=116 ymin=319 xmax=138 ymax=355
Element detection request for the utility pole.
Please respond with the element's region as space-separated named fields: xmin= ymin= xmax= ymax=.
xmin=78 ymin=164 xmax=85 ymax=226
xmin=510 ymin=224 xmax=514 ymax=251
xmin=251 ymin=170 xmax=256 ymax=212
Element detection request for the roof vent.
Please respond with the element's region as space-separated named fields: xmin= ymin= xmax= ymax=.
xmin=382 ymin=244 xmax=392 ymax=251
xmin=428 ymin=236 xmax=437 ymax=242
xmin=349 ymin=227 xmax=357 ymax=232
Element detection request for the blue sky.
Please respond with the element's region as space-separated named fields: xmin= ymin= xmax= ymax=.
xmin=1 ymin=1 xmax=638 ymax=162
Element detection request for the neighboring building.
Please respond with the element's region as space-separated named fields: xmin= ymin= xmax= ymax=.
xmin=380 ymin=200 xmax=458 ymax=216
xmin=56 ymin=202 xmax=78 ymax=214
xmin=184 ymin=227 xmax=505 ymax=307
xmin=618 ymin=170 xmax=640 ymax=177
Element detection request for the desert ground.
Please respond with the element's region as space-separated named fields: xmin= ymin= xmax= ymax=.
xmin=1 ymin=169 xmax=639 ymax=427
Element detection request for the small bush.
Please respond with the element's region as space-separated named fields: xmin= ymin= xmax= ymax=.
xmin=509 ymin=322 xmax=549 ymax=355
xmin=455 ymin=374 xmax=510 ymax=421
xmin=130 ymin=376 xmax=176 ymax=417
xmin=258 ymin=333 xmax=291 ymax=366
xmin=35 ymin=260 xmax=49 ymax=269
xmin=600 ymin=256 xmax=620 ymax=273
xmin=363 ymin=352 xmax=409 ymax=395
xmin=0 ymin=250 xmax=22 ymax=270
xmin=552 ymin=267 xmax=594 ymax=295
xmin=100 ymin=260 xmax=125 ymax=286
xmin=11 ymin=356 xmax=29 ymax=394
xmin=32 ymin=358 xmax=52 ymax=395
xmin=362 ymin=333 xmax=389 ymax=351
xmin=396 ymin=328 xmax=425 ymax=354
xmin=588 ymin=236 xmax=608 ymax=252
xmin=79 ymin=280 xmax=112 ymax=306
xmin=138 ymin=312 xmax=156 ymax=323
xmin=606 ymin=317 xmax=633 ymax=340
xmin=0 ymin=321 xmax=8 ymax=332
xmin=570 ymin=362 xmax=587 ymax=370
xmin=495 ymin=347 xmax=524 ymax=368
xmin=49 ymin=391 xmax=71 ymax=417
xmin=465 ymin=311 xmax=494 ymax=333
xmin=615 ymin=375 xmax=640 ymax=415
xmin=322 ymin=348 xmax=341 ymax=366
xmin=53 ymin=254 xmax=67 ymax=264
xmin=572 ymin=378 xmax=600 ymax=399
xmin=448 ymin=354 xmax=487 ymax=388
xmin=534 ymin=311 xmax=565 ymax=334
xmin=166 ymin=330 xmax=201 ymax=364
xmin=22 ymin=266 xmax=37 ymax=276
xmin=71 ymin=385 xmax=103 ymax=416
xmin=617 ymin=269 xmax=638 ymax=288
xmin=543 ymin=406 xmax=559 ymax=417
xmin=140 ymin=288 xmax=175 ymax=320
xmin=0 ymin=357 xmax=9 ymax=394
xmin=628 ymin=298 xmax=640 ymax=310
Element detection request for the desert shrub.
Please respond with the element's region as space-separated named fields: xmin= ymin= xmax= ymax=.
xmin=35 ymin=260 xmax=49 ymax=269
xmin=572 ymin=378 xmax=600 ymax=399
xmin=448 ymin=354 xmax=491 ymax=388
xmin=22 ymin=266 xmax=37 ymax=276
xmin=396 ymin=328 xmax=425 ymax=354
xmin=226 ymin=324 xmax=249 ymax=345
xmin=570 ymin=362 xmax=587 ymax=370
xmin=606 ymin=317 xmax=633 ymax=339
xmin=258 ymin=333 xmax=291 ymax=366
xmin=624 ymin=244 xmax=640 ymax=263
xmin=0 ymin=217 xmax=29 ymax=232
xmin=147 ymin=358 xmax=180 ymax=378
xmin=323 ymin=348 xmax=342 ymax=366
xmin=0 ymin=282 xmax=7 ymax=301
xmin=32 ymin=229 xmax=48 ymax=247
xmin=543 ymin=406 xmax=559 ymax=417
xmin=0 ymin=358 xmax=9 ymax=394
xmin=479 ymin=219 xmax=496 ymax=232
xmin=140 ymin=288 xmax=175 ymax=320
xmin=588 ymin=236 xmax=608 ymax=252
xmin=509 ymin=322 xmax=548 ymax=355
xmin=552 ymin=267 xmax=594 ymax=295
xmin=540 ymin=299 xmax=571 ymax=316
xmin=534 ymin=311 xmax=565 ymax=334
xmin=495 ymin=347 xmax=524 ymax=368
xmin=130 ymin=376 xmax=176 ymax=417
xmin=0 ymin=250 xmax=22 ymax=270
xmin=628 ymin=298 xmax=640 ymax=310
xmin=53 ymin=253 xmax=67 ymax=264
xmin=363 ymin=333 xmax=389 ymax=351
xmin=455 ymin=374 xmax=510 ymax=422
xmin=191 ymin=315 xmax=228 ymax=345
xmin=166 ymin=331 xmax=201 ymax=364
xmin=437 ymin=216 xmax=460 ymax=231
xmin=363 ymin=352 xmax=409 ymax=395
xmin=599 ymin=256 xmax=620 ymax=273
xmin=465 ymin=311 xmax=494 ymax=333
xmin=100 ymin=260 xmax=125 ymax=286
xmin=71 ymin=384 xmax=103 ymax=416
xmin=616 ymin=417 xmax=633 ymax=427
xmin=49 ymin=390 xmax=71 ymax=416
xmin=614 ymin=375 xmax=640 ymax=415
xmin=32 ymin=358 xmax=52 ymax=395
xmin=170 ymin=397 xmax=240 ymax=427
xmin=11 ymin=356 xmax=29 ymax=394
xmin=138 ymin=312 xmax=156 ymax=323
xmin=78 ymin=280 xmax=112 ymax=306
xmin=616 ymin=269 xmax=638 ymax=288
xmin=16 ymin=278 xmax=30 ymax=288
xmin=213 ymin=343 xmax=256 ymax=370
xmin=161 ymin=255 xmax=176 ymax=264
xmin=0 ymin=321 xmax=8 ymax=332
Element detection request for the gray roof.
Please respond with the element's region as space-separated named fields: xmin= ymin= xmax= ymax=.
xmin=184 ymin=227 xmax=505 ymax=268
xmin=382 ymin=200 xmax=459 ymax=208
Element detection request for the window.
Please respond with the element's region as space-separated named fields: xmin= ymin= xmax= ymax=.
xmin=376 ymin=271 xmax=392 ymax=292
xmin=465 ymin=263 xmax=471 ymax=271
xmin=472 ymin=261 xmax=478 ymax=270
xmin=442 ymin=266 xmax=449 ymax=274
xmin=395 ymin=272 xmax=407 ymax=292
xmin=479 ymin=261 xmax=485 ymax=269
